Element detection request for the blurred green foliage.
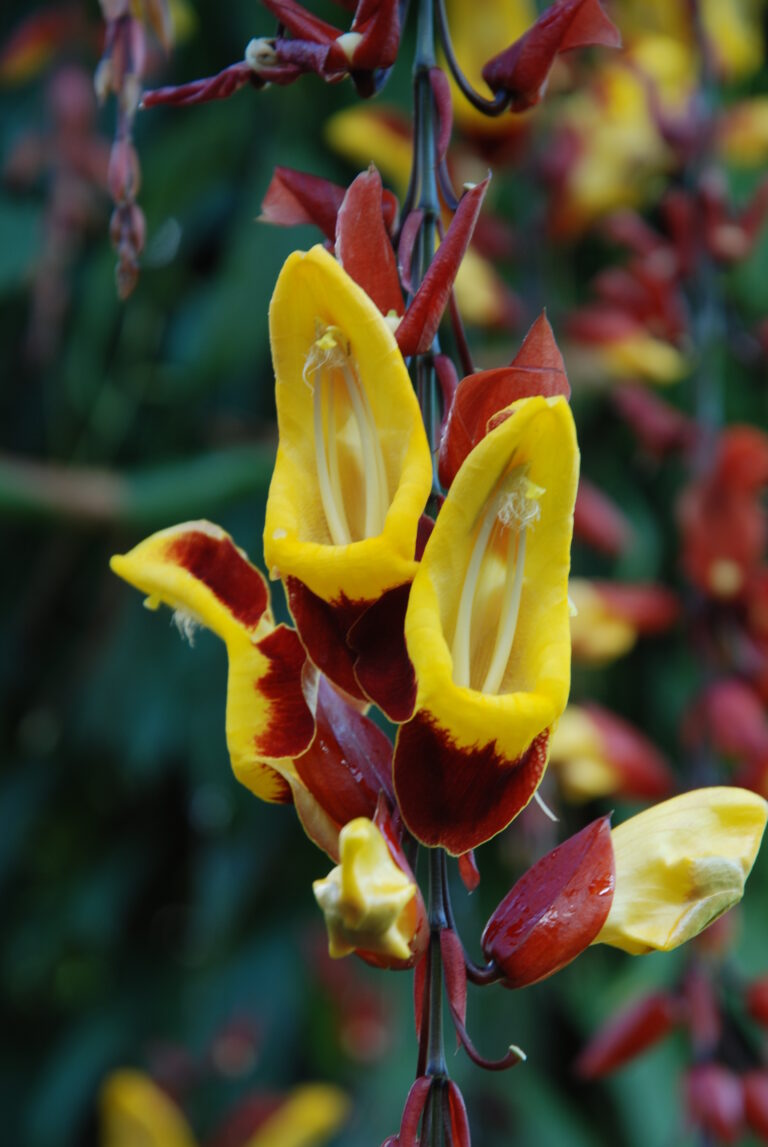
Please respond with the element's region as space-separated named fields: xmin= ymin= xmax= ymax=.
xmin=2 ymin=1 xmax=768 ymax=1146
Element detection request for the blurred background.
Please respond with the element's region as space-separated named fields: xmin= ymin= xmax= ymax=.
xmin=2 ymin=1 xmax=768 ymax=1144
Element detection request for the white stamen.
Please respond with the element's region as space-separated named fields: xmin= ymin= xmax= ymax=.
xmin=172 ymin=608 xmax=202 ymax=647
xmin=451 ymin=501 xmax=497 ymax=688
xmin=313 ymin=364 xmax=352 ymax=546
xmin=533 ymin=789 xmax=559 ymax=823
xmin=481 ymin=527 xmax=526 ymax=695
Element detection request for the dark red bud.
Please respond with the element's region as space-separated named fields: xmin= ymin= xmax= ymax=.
xmin=482 ymin=816 xmax=615 ymax=989
xmin=576 ymin=993 xmax=681 ymax=1078
xmin=686 ymin=1064 xmax=745 ymax=1144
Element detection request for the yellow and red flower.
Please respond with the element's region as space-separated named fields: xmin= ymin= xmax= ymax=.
xmin=394 ymin=393 xmax=579 ymax=854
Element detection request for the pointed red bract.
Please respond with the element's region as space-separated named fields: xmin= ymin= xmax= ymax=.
xmin=438 ymin=312 xmax=569 ymax=488
xmin=336 ymin=167 xmax=404 ymax=316
xmin=686 ymin=1065 xmax=745 ymax=1144
xmin=482 ymin=0 xmax=621 ymax=112
xmin=576 ymin=993 xmax=681 ymax=1078
xmin=458 ymin=850 xmax=480 ymax=892
xmin=482 ymin=816 xmax=615 ymax=988
xmin=293 ymin=677 xmax=393 ymax=828
xmin=348 ymin=0 xmax=400 ymax=71
xmin=260 ymin=167 xmax=345 ymax=241
xmin=573 ymin=477 xmax=633 ymax=557
xmin=396 ymin=179 xmax=489 ymax=357
xmin=399 ymin=1077 xmax=432 ymax=1146
xmin=586 ymin=704 xmax=675 ymax=800
xmin=440 ymin=928 xmax=467 ymax=1033
xmin=262 ymin=0 xmax=341 ymax=47
xmin=445 ymin=1082 xmax=471 ymax=1147
xmin=429 ymin=67 xmax=453 ymax=163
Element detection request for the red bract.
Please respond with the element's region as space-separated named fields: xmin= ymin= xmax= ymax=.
xmin=261 ymin=165 xmax=399 ymax=242
xmin=481 ymin=816 xmax=615 ymax=989
xmin=395 ymin=177 xmax=490 ymax=357
xmin=744 ymin=1071 xmax=768 ymax=1138
xmin=263 ymin=0 xmax=400 ymax=77
xmin=481 ymin=0 xmax=620 ymax=112
xmin=683 ymin=966 xmax=722 ymax=1055
xmin=593 ymin=582 xmax=681 ymax=634
xmin=679 ymin=427 xmax=768 ymax=600
xmin=686 ymin=1064 xmax=745 ymax=1144
xmin=746 ymin=978 xmax=768 ymax=1028
xmin=438 ymin=312 xmax=570 ymax=488
xmin=336 ymin=167 xmax=404 ymax=316
xmin=612 ymin=385 xmax=698 ymax=458
xmin=573 ymin=478 xmax=633 ymax=557
xmin=576 ymin=992 xmax=681 ymax=1078
xmin=683 ymin=679 xmax=768 ymax=764
xmin=585 ymin=704 xmax=675 ymax=800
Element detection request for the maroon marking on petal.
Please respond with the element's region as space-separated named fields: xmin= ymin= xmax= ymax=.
xmin=482 ymin=816 xmax=615 ymax=988
xmin=393 ymin=712 xmax=549 ymax=854
xmin=294 ymin=676 xmax=394 ymax=826
xmin=285 ymin=577 xmax=367 ymax=701
xmin=252 ymin=623 xmax=315 ymax=760
xmin=166 ymin=530 xmax=268 ymax=629
xmin=575 ymin=992 xmax=681 ymax=1078
xmin=349 ymin=583 xmax=416 ymax=722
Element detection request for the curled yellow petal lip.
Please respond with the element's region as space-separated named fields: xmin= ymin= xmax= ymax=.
xmin=264 ymin=244 xmax=432 ymax=608
xmin=313 ymin=817 xmax=420 ymax=963
xmin=596 ymin=786 xmax=768 ymax=955
xmin=394 ymin=394 xmax=579 ymax=853
xmin=110 ymin=522 xmax=314 ymax=802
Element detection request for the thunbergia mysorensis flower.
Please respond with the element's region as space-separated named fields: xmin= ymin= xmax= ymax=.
xmin=263 ymin=244 xmax=432 ymax=710
xmin=110 ymin=521 xmax=314 ymax=802
xmin=394 ymin=394 xmax=579 ymax=855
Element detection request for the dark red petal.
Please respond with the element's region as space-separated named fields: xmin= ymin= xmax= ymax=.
xmin=285 ymin=577 xmax=367 ymax=702
xmin=438 ymin=311 xmax=569 ymax=488
xmin=348 ymin=583 xmax=416 ymax=722
xmin=393 ymin=714 xmax=549 ymax=854
xmin=293 ymin=677 xmax=393 ymax=825
xmin=349 ymin=0 xmax=400 ymax=70
xmin=336 ymin=167 xmax=404 ymax=316
xmin=575 ymin=993 xmax=681 ymax=1078
xmin=585 ymin=704 xmax=675 ymax=800
xmin=166 ymin=529 xmax=268 ymax=628
xmin=744 ymin=1071 xmax=768 ymax=1138
xmin=260 ymin=166 xmax=345 ymax=241
xmin=458 ymin=850 xmax=480 ymax=892
xmin=252 ymin=624 xmax=316 ymax=759
xmin=573 ymin=477 xmax=633 ymax=558
xmin=482 ymin=0 xmax=620 ymax=110
xmin=440 ymin=928 xmax=467 ymax=1031
xmin=262 ymin=0 xmax=340 ymax=44
xmin=686 ymin=1065 xmax=745 ymax=1144
xmin=396 ymin=178 xmax=489 ymax=357
xmin=482 ymin=816 xmax=615 ymax=989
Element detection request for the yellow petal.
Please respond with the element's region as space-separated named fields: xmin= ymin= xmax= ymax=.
xmin=596 ymin=787 xmax=768 ymax=955
xmin=245 ymin=1085 xmax=350 ymax=1147
xmin=264 ymin=245 xmax=432 ymax=605
xmin=100 ymin=1070 xmax=197 ymax=1147
xmin=313 ymin=818 xmax=417 ymax=961
xmin=111 ymin=522 xmax=314 ymax=801
xmin=569 ymin=579 xmax=637 ymax=663
xmin=325 ymin=106 xmax=413 ymax=196
xmin=718 ymin=97 xmax=768 ymax=166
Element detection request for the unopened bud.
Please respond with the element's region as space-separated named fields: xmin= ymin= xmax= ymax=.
xmin=108 ymin=137 xmax=140 ymax=204
xmin=245 ymin=37 xmax=279 ymax=72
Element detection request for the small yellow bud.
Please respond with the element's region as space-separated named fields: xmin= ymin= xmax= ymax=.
xmin=313 ymin=818 xmax=416 ymax=961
